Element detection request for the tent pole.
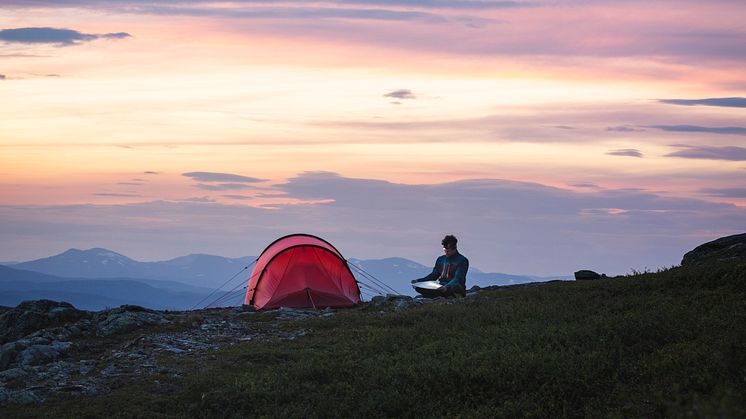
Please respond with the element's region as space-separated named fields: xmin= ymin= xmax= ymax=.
xmin=305 ymin=287 xmax=317 ymax=309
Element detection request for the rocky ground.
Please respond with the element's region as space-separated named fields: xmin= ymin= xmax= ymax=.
xmin=0 ymin=288 xmax=485 ymax=407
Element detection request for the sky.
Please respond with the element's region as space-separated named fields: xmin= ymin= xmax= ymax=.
xmin=1 ymin=0 xmax=745 ymax=276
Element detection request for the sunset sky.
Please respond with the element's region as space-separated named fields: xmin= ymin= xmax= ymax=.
xmin=1 ymin=0 xmax=745 ymax=276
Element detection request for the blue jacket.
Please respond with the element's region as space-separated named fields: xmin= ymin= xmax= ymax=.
xmin=418 ymin=252 xmax=469 ymax=289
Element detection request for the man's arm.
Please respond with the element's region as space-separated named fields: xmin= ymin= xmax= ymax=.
xmin=411 ymin=259 xmax=441 ymax=283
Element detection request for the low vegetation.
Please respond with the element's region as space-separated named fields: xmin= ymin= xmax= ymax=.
xmin=5 ymin=257 xmax=745 ymax=418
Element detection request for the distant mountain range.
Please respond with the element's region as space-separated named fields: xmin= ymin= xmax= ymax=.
xmin=9 ymin=248 xmax=254 ymax=289
xmin=1 ymin=248 xmax=570 ymax=310
xmin=0 ymin=265 xmax=232 ymax=311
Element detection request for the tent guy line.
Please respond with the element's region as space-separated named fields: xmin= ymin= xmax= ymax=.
xmin=190 ymin=262 xmax=255 ymax=310
xmin=348 ymin=263 xmax=399 ymax=295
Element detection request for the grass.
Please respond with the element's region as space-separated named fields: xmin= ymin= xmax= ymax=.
xmin=4 ymin=258 xmax=746 ymax=418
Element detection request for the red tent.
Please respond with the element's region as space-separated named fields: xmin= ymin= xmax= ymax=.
xmin=244 ymin=234 xmax=361 ymax=310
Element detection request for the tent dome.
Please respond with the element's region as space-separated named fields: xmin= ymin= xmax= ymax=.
xmin=244 ymin=234 xmax=361 ymax=310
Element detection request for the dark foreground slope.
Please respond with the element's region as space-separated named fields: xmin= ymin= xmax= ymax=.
xmin=3 ymin=252 xmax=745 ymax=417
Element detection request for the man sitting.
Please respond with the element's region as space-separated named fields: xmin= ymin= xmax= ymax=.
xmin=411 ymin=235 xmax=468 ymax=297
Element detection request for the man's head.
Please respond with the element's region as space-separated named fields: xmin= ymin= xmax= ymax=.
xmin=442 ymin=234 xmax=458 ymax=257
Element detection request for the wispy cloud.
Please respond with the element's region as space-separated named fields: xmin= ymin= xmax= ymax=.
xmin=698 ymin=188 xmax=746 ymax=198
xmin=320 ymin=0 xmax=526 ymax=10
xmin=606 ymin=149 xmax=643 ymax=158
xmin=311 ymin=104 xmax=699 ymax=143
xmin=647 ymin=125 xmax=746 ymax=135
xmin=0 ymin=53 xmax=49 ymax=58
xmin=0 ymin=0 xmax=526 ymax=10
xmin=183 ymin=172 xmax=266 ymax=192
xmin=569 ymin=183 xmax=599 ymax=189
xmin=111 ymin=4 xmax=495 ymax=27
xmin=606 ymin=126 xmax=645 ymax=132
xmin=180 ymin=196 xmax=215 ymax=203
xmin=384 ymin=89 xmax=417 ymax=100
xmin=659 ymin=97 xmax=746 ymax=108
xmin=0 ymin=27 xmax=131 ymax=46
xmin=666 ymin=145 xmax=746 ymax=161
xmin=0 ymin=2 xmax=500 ymax=26
xmin=194 ymin=183 xmax=255 ymax=191
xmin=182 ymin=172 xmax=265 ymax=183
xmin=92 ymin=193 xmax=141 ymax=197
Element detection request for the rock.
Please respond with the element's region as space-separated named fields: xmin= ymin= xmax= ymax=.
xmin=9 ymin=389 xmax=41 ymax=405
xmin=56 ymin=384 xmax=86 ymax=393
xmin=574 ymin=270 xmax=607 ymax=280
xmin=284 ymin=330 xmax=308 ymax=341
xmin=0 ymin=300 xmax=88 ymax=344
xmin=393 ymin=299 xmax=413 ymax=311
xmin=367 ymin=294 xmax=421 ymax=311
xmin=681 ymin=233 xmax=746 ymax=266
xmin=78 ymin=360 xmax=95 ymax=376
xmin=95 ymin=306 xmax=169 ymax=337
xmin=373 ymin=295 xmax=411 ymax=304
xmin=31 ymin=319 xmax=92 ymax=342
xmin=0 ymin=367 xmax=30 ymax=381
xmin=19 ymin=341 xmax=72 ymax=367
xmin=162 ymin=346 xmax=185 ymax=354
xmin=0 ymin=385 xmax=8 ymax=406
xmin=0 ymin=341 xmax=22 ymax=371
xmin=0 ymin=339 xmax=54 ymax=371
xmin=100 ymin=365 xmax=119 ymax=376
xmin=28 ymin=337 xmax=51 ymax=346
xmin=45 ymin=360 xmax=74 ymax=377
xmin=276 ymin=307 xmax=318 ymax=321
xmin=81 ymin=383 xmax=100 ymax=396
xmin=466 ymin=292 xmax=481 ymax=300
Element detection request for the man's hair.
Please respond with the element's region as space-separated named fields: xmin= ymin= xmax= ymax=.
xmin=442 ymin=235 xmax=458 ymax=249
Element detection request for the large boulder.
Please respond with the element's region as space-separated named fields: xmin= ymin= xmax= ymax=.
xmin=0 ymin=338 xmax=73 ymax=371
xmin=0 ymin=300 xmax=88 ymax=345
xmin=574 ymin=270 xmax=607 ymax=280
xmin=0 ymin=341 xmax=22 ymax=370
xmin=19 ymin=341 xmax=73 ymax=367
xmin=95 ymin=305 xmax=169 ymax=337
xmin=681 ymin=233 xmax=746 ymax=266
